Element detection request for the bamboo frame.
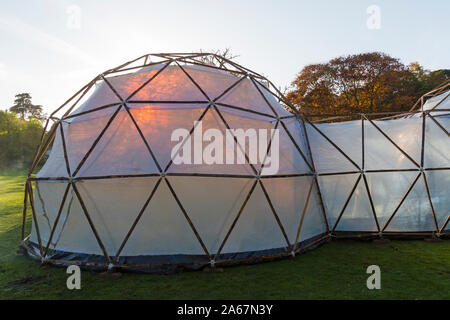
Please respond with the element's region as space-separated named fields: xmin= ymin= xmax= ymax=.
xmin=21 ymin=53 xmax=449 ymax=272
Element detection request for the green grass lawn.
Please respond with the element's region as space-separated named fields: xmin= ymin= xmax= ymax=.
xmin=0 ymin=171 xmax=449 ymax=300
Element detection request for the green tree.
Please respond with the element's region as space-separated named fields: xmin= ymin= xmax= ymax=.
xmin=0 ymin=110 xmax=43 ymax=168
xmin=9 ymin=93 xmax=46 ymax=122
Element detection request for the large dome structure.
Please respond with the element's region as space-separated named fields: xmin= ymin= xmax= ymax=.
xmin=21 ymin=53 xmax=449 ymax=273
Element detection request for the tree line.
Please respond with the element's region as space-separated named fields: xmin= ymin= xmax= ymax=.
xmin=0 ymin=93 xmax=45 ymax=169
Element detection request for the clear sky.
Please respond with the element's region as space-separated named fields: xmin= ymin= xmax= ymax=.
xmin=1 ymin=0 xmax=449 ymax=114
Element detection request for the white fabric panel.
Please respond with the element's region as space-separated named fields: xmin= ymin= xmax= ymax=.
xmin=220 ymin=182 xmax=287 ymax=254
xmin=424 ymin=117 xmax=450 ymax=168
xmin=36 ymin=125 xmax=68 ymax=178
xmin=122 ymin=178 xmax=205 ymax=255
xmin=385 ymin=176 xmax=435 ymax=231
xmin=335 ymin=178 xmax=377 ymax=232
xmin=217 ymin=77 xmax=277 ymax=116
xmin=277 ymin=119 xmax=311 ymax=175
xmin=424 ymin=170 xmax=450 ymax=230
xmin=183 ymin=65 xmax=241 ymax=101
xmin=45 ymin=184 xmax=102 ymax=255
xmin=254 ymin=82 xmax=293 ymax=117
xmin=69 ymin=81 xmax=121 ymax=116
xmin=65 ymin=107 xmax=118 ymax=174
xmin=364 ymin=119 xmax=418 ymax=170
xmin=262 ymin=177 xmax=325 ymax=244
xmin=169 ymin=176 xmax=253 ymax=254
xmin=167 ymin=107 xmax=255 ymax=175
xmin=370 ymin=117 xmax=422 ymax=166
xmin=116 ymin=64 xmax=205 ymax=101
xmin=318 ymin=174 xmax=360 ymax=229
xmin=314 ymin=120 xmax=362 ymax=169
xmin=129 ymin=103 xmax=207 ymax=169
xmin=74 ymin=178 xmax=161 ymax=255
xmin=30 ymin=181 xmax=67 ymax=246
xmin=306 ymin=123 xmax=358 ymax=173
xmin=75 ymin=110 xmax=160 ymax=177
xmin=365 ymin=172 xmax=418 ymax=229
xmin=423 ymin=91 xmax=450 ymax=111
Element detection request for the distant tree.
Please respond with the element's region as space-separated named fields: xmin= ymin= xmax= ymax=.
xmin=408 ymin=62 xmax=450 ymax=97
xmin=286 ymin=52 xmax=425 ymax=116
xmin=0 ymin=110 xmax=43 ymax=168
xmin=9 ymin=93 xmax=46 ymax=122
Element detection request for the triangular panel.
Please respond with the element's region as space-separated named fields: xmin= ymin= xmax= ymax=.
xmin=424 ymin=116 xmax=450 ymax=168
xmin=217 ymin=106 xmax=275 ymax=175
xmin=51 ymin=184 xmax=105 ymax=257
xmin=277 ymin=120 xmax=312 ymax=175
xmin=317 ymin=173 xmax=360 ymax=228
xmin=183 ymin=65 xmax=239 ymax=101
xmin=64 ymin=106 xmax=118 ymax=175
xmin=385 ymin=176 xmax=436 ymax=232
xmin=219 ymin=182 xmax=289 ymax=255
xmin=365 ymin=171 xmax=419 ymax=229
xmin=125 ymin=64 xmax=206 ymax=102
xmin=30 ymin=182 xmax=71 ymax=248
xmin=306 ymin=123 xmax=359 ymax=173
xmin=261 ymin=176 xmax=325 ymax=245
xmin=167 ymin=106 xmax=255 ymax=175
xmin=374 ymin=117 xmax=422 ymax=166
xmin=335 ymin=177 xmax=378 ymax=232
xmin=130 ymin=103 xmax=207 ymax=170
xmin=364 ymin=119 xmax=418 ymax=170
xmin=75 ymin=178 xmax=160 ymax=255
xmin=67 ymin=80 xmax=122 ymax=115
xmin=315 ymin=120 xmax=362 ymax=169
xmin=122 ymin=179 xmax=206 ymax=256
xmin=76 ymin=109 xmax=160 ymax=177
xmin=217 ymin=77 xmax=276 ymax=116
xmin=107 ymin=63 xmax=165 ymax=100
xmin=423 ymin=170 xmax=450 ymax=230
xmin=169 ymin=176 xmax=254 ymax=254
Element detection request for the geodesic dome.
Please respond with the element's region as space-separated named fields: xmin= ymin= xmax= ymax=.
xmin=22 ymin=53 xmax=449 ymax=273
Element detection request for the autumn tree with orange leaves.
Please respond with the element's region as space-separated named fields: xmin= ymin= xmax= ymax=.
xmin=286 ymin=52 xmax=449 ymax=116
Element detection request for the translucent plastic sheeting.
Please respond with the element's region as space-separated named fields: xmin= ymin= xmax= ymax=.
xmin=219 ymin=181 xmax=289 ymax=254
xmin=423 ymin=91 xmax=450 ymax=112
xmin=364 ymin=171 xmax=419 ymax=229
xmin=168 ymin=176 xmax=254 ymax=254
xmin=424 ymin=170 xmax=450 ymax=230
xmin=384 ymin=175 xmax=436 ymax=232
xmin=317 ymin=173 xmax=360 ymax=229
xmin=75 ymin=109 xmax=160 ymax=177
xmin=424 ymin=117 xmax=450 ymax=168
xmin=310 ymin=120 xmax=362 ymax=170
xmin=305 ymin=122 xmax=359 ymax=173
xmin=335 ymin=177 xmax=378 ymax=232
xmin=183 ymin=65 xmax=242 ymax=101
xmin=261 ymin=176 xmax=325 ymax=243
xmin=366 ymin=118 xmax=422 ymax=168
xmin=217 ymin=77 xmax=281 ymax=116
